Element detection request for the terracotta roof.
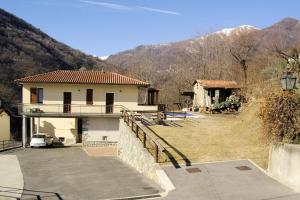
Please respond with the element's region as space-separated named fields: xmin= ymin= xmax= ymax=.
xmin=15 ymin=70 xmax=149 ymax=86
xmin=0 ymin=109 xmax=9 ymax=115
xmin=194 ymin=80 xmax=240 ymax=89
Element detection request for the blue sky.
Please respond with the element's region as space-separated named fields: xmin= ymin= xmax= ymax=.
xmin=1 ymin=0 xmax=300 ymax=57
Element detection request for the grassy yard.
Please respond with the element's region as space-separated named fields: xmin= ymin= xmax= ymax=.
xmin=149 ymin=101 xmax=269 ymax=169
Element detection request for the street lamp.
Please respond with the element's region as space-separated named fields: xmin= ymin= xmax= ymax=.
xmin=281 ymin=70 xmax=297 ymax=91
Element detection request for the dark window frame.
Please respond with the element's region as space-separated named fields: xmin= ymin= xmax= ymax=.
xmin=30 ymin=88 xmax=43 ymax=104
xmin=86 ymin=89 xmax=93 ymax=105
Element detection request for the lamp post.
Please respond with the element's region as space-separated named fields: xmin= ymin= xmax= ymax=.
xmin=281 ymin=70 xmax=297 ymax=91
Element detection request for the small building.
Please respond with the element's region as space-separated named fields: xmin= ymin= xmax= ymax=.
xmin=0 ymin=105 xmax=11 ymax=141
xmin=193 ymin=80 xmax=240 ymax=109
xmin=15 ymin=70 xmax=158 ymax=149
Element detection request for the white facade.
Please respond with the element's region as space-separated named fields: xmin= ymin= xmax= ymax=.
xmin=83 ymin=118 xmax=120 ymax=142
xmin=20 ymin=82 xmax=157 ymax=147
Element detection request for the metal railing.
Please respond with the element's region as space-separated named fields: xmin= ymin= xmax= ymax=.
xmin=18 ymin=104 xmax=126 ymax=116
xmin=0 ymin=140 xmax=22 ymax=151
xmin=122 ymin=110 xmax=165 ymax=163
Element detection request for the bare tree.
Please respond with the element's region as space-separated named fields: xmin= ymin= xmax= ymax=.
xmin=230 ymin=33 xmax=258 ymax=84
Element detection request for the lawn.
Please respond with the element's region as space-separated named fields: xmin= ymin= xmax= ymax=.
xmin=149 ymin=101 xmax=269 ymax=169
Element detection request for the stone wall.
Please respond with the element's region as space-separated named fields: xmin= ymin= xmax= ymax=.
xmin=268 ymin=143 xmax=300 ymax=192
xmin=118 ymin=119 xmax=175 ymax=194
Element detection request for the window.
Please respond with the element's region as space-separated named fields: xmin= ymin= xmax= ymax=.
xmin=37 ymin=88 xmax=43 ymax=104
xmin=30 ymin=88 xmax=43 ymax=104
xmin=30 ymin=88 xmax=37 ymax=104
xmin=86 ymin=89 xmax=93 ymax=105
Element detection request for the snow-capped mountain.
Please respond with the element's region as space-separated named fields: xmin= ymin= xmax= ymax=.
xmin=215 ymin=25 xmax=259 ymax=36
xmin=107 ymin=18 xmax=300 ymax=71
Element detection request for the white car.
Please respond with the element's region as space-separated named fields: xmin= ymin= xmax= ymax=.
xmin=30 ymin=134 xmax=53 ymax=148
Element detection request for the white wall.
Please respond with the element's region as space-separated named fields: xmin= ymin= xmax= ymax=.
xmin=268 ymin=143 xmax=300 ymax=192
xmin=35 ymin=117 xmax=77 ymax=145
xmin=83 ymin=117 xmax=120 ymax=142
xmin=193 ymin=83 xmax=206 ymax=108
xmin=22 ymin=83 xmax=144 ymax=111
xmin=0 ymin=111 xmax=10 ymax=141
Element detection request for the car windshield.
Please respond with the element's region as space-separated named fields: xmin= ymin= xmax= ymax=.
xmin=32 ymin=135 xmax=45 ymax=138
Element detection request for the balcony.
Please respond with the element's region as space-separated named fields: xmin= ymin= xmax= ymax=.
xmin=18 ymin=104 xmax=127 ymax=117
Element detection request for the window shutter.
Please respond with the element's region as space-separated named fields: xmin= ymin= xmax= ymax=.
xmin=30 ymin=88 xmax=37 ymax=104
xmin=86 ymin=89 xmax=93 ymax=105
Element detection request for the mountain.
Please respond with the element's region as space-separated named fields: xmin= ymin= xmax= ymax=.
xmin=106 ymin=25 xmax=259 ymax=71
xmin=106 ymin=18 xmax=300 ymax=104
xmin=0 ymin=8 xmax=119 ymax=104
xmin=107 ymin=18 xmax=300 ymax=74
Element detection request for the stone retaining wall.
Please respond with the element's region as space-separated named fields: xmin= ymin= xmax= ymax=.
xmin=118 ymin=119 xmax=175 ymax=194
xmin=268 ymin=143 xmax=300 ymax=192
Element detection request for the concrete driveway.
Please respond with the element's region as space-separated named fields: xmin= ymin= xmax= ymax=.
xmin=161 ymin=160 xmax=300 ymax=200
xmin=2 ymin=147 xmax=162 ymax=200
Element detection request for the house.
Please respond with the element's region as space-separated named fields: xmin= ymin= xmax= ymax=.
xmin=15 ymin=70 xmax=158 ymax=148
xmin=0 ymin=101 xmax=11 ymax=141
xmin=193 ymin=80 xmax=240 ymax=109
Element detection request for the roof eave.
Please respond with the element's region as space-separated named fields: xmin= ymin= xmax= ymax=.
xmin=16 ymin=81 xmax=149 ymax=86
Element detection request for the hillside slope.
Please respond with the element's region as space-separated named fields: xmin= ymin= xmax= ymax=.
xmin=107 ymin=18 xmax=300 ymax=72
xmin=0 ymin=8 xmax=119 ymax=104
xmin=106 ymin=18 xmax=300 ymax=104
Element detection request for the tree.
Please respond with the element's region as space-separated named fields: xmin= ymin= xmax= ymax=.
xmin=230 ymin=32 xmax=258 ymax=84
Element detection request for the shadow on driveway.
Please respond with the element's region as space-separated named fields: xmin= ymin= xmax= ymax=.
xmin=4 ymin=147 xmax=162 ymax=200
xmin=0 ymin=186 xmax=63 ymax=200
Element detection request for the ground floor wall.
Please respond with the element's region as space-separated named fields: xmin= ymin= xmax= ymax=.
xmin=34 ymin=117 xmax=78 ymax=145
xmin=268 ymin=143 xmax=300 ymax=192
xmin=82 ymin=117 xmax=119 ymax=146
xmin=30 ymin=117 xmax=120 ymax=146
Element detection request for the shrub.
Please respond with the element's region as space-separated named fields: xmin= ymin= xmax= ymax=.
xmin=259 ymin=91 xmax=300 ymax=143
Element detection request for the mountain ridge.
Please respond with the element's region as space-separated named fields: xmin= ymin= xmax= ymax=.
xmin=107 ymin=18 xmax=300 ymax=71
xmin=0 ymin=8 xmax=119 ymax=104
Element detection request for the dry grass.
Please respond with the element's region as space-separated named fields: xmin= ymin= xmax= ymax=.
xmin=150 ymin=100 xmax=269 ymax=169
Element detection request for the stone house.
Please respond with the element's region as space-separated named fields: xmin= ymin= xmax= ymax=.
xmin=193 ymin=80 xmax=240 ymax=109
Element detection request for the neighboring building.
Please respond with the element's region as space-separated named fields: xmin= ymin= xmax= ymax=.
xmin=15 ymin=70 xmax=158 ymax=148
xmin=193 ymin=80 xmax=240 ymax=108
xmin=0 ymin=105 xmax=11 ymax=141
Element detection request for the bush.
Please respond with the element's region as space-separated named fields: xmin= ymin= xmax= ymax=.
xmin=259 ymin=91 xmax=300 ymax=143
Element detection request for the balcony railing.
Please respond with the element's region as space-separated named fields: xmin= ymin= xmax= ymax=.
xmin=18 ymin=104 xmax=128 ymax=116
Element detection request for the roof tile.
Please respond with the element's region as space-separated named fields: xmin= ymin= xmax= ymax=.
xmin=15 ymin=70 xmax=149 ymax=86
xmin=194 ymin=80 xmax=240 ymax=89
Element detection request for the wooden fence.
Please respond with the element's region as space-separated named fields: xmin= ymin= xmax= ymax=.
xmin=122 ymin=111 xmax=165 ymax=163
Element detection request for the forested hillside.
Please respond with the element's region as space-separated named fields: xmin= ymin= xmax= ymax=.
xmin=107 ymin=18 xmax=300 ymax=105
xmin=0 ymin=8 xmax=119 ymax=105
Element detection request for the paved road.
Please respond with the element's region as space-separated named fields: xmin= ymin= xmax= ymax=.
xmin=0 ymin=155 xmax=24 ymax=200
xmin=3 ymin=147 xmax=162 ymax=200
xmin=161 ymin=160 xmax=300 ymax=200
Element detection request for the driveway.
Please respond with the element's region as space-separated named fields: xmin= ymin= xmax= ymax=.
xmin=2 ymin=147 xmax=162 ymax=200
xmin=161 ymin=160 xmax=300 ymax=200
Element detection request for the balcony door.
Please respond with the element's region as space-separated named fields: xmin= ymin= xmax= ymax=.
xmin=63 ymin=92 xmax=72 ymax=113
xmin=106 ymin=93 xmax=114 ymax=114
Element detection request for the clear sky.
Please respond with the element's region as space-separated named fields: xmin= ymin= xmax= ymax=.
xmin=1 ymin=0 xmax=300 ymax=57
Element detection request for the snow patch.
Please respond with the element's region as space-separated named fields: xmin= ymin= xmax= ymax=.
xmin=99 ymin=55 xmax=109 ymax=60
xmin=215 ymin=25 xmax=259 ymax=36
